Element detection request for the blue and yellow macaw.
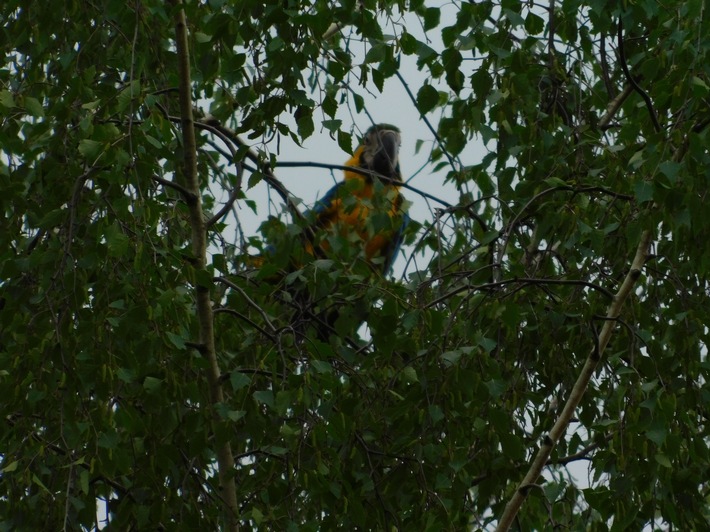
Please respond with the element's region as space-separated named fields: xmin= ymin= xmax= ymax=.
xmin=303 ymin=123 xmax=409 ymax=274
xmin=247 ymin=125 xmax=409 ymax=341
xmin=250 ymin=124 xmax=409 ymax=276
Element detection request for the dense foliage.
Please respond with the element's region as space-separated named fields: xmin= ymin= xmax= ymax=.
xmin=2 ymin=0 xmax=710 ymax=529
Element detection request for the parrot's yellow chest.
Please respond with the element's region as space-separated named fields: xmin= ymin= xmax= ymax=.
xmin=316 ymin=172 xmax=401 ymax=261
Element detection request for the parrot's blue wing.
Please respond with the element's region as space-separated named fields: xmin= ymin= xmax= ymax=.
xmin=308 ymin=181 xmax=346 ymax=219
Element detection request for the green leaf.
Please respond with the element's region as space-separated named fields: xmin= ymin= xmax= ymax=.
xmin=525 ymin=12 xmax=544 ymax=33
xmin=106 ymin=225 xmax=130 ymax=258
xmin=254 ymin=390 xmax=274 ymax=408
xmin=311 ymin=360 xmax=333 ymax=374
xmin=230 ymin=372 xmax=251 ymax=391
xmin=248 ymin=170 xmax=264 ymax=189
xmin=78 ymin=139 xmax=104 ymax=160
xmin=0 ymin=90 xmax=14 ymax=108
xmin=322 ymin=119 xmax=342 ymax=133
xmin=337 ymin=130 xmax=352 ymax=155
xmin=416 ymin=84 xmax=439 ymax=114
xmin=32 ymin=474 xmax=50 ymax=493
xmin=117 ymin=80 xmax=140 ymax=112
xmin=428 ymin=405 xmax=444 ymax=424
xmin=485 ymin=379 xmax=506 ymax=399
xmin=2 ymin=461 xmax=18 ymax=473
xmin=22 ymin=96 xmax=44 ymax=117
xmin=402 ymin=366 xmax=419 ymax=383
xmin=441 ymin=350 xmax=461 ymax=366
xmin=423 ymin=7 xmax=440 ymax=30
xmin=646 ymin=421 xmax=667 ymax=446
xmin=634 ymin=180 xmax=654 ymax=203
xmin=365 ymin=43 xmax=386 ymax=64
xmin=116 ymin=368 xmax=135 ymax=384
xmin=166 ymin=332 xmax=186 ymax=349
xmin=655 ymin=453 xmax=672 ymax=468
xmin=79 ymin=469 xmax=90 ymax=495
xmin=251 ymin=507 xmax=264 ymax=525
xmin=658 ymin=160 xmax=681 ymax=184
xmin=143 ymin=376 xmax=163 ymax=393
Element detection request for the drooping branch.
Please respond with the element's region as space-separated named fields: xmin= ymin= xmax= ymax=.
xmin=497 ymin=184 xmax=634 ymax=268
xmin=495 ymin=229 xmax=653 ymax=531
xmin=198 ymin=117 xmax=305 ymax=222
xmin=617 ymin=19 xmax=662 ymax=134
xmin=168 ymin=2 xmax=239 ymax=530
xmin=394 ymin=70 xmax=461 ymax=174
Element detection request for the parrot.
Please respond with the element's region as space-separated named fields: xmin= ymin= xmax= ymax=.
xmin=303 ymin=123 xmax=409 ymax=274
xmin=246 ymin=124 xmax=410 ymax=343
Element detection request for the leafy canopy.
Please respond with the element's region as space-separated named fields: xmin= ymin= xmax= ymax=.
xmin=1 ymin=0 xmax=710 ymax=530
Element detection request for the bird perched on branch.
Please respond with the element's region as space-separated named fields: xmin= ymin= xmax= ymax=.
xmin=245 ymin=124 xmax=409 ymax=344
xmin=253 ymin=123 xmax=409 ymax=275
xmin=305 ymin=123 xmax=409 ymax=273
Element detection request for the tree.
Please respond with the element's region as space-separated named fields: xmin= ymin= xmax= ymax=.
xmin=2 ymin=0 xmax=710 ymax=529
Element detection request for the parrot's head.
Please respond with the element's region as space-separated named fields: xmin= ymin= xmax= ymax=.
xmin=359 ymin=123 xmax=402 ymax=182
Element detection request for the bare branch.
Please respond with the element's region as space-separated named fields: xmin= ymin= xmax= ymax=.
xmin=214 ymin=307 xmax=276 ymax=342
xmin=215 ymin=276 xmax=278 ymax=334
xmin=599 ymin=83 xmax=634 ymax=129
xmin=550 ymin=433 xmax=614 ymax=465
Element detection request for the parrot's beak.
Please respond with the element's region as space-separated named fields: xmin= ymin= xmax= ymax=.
xmin=371 ymin=129 xmax=401 ymax=181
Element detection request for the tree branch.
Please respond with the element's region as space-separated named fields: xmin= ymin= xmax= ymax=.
xmin=151 ymin=174 xmax=197 ymax=203
xmin=197 ymin=117 xmax=307 ymax=225
xmin=549 ymin=433 xmax=614 ymax=465
xmin=168 ymin=2 xmax=239 ymax=530
xmin=214 ymin=307 xmax=277 ymax=343
xmin=617 ymin=19 xmax=662 ymax=134
xmin=599 ymin=83 xmax=634 ymax=129
xmin=425 ymin=276 xmax=616 ymax=309
xmin=215 ymin=276 xmax=278 ymax=334
xmin=495 ymin=229 xmax=652 ymax=531
xmin=275 ymin=160 xmax=453 ymax=207
xmin=206 ymin=162 xmax=244 ymax=228
xmin=394 ymin=70 xmax=461 ymax=174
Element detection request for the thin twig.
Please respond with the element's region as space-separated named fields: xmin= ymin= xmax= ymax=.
xmin=198 ymin=119 xmax=300 ymax=213
xmin=394 ymin=70 xmax=461 ymax=173
xmin=206 ymin=162 xmax=244 ymax=228
xmin=275 ymin=160 xmax=452 ymax=207
xmin=151 ymin=174 xmax=197 ymax=203
xmin=617 ymin=19 xmax=661 ymax=133
xmin=550 ymin=433 xmax=614 ymax=465
xmin=214 ymin=276 xmax=278 ymax=333
xmin=214 ymin=307 xmax=277 ymax=342
xmin=426 ymin=276 xmax=615 ymax=309
xmin=599 ymin=32 xmax=616 ymax=99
